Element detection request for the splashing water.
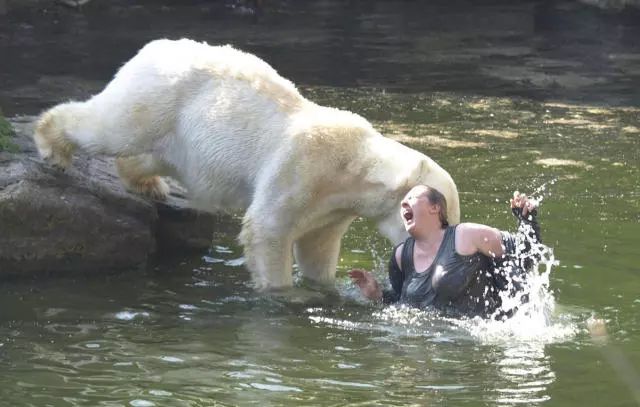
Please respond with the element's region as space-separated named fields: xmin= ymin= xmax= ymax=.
xmin=456 ymin=260 xmax=577 ymax=345
xmin=364 ymin=186 xmax=579 ymax=345
xmin=455 ymin=189 xmax=577 ymax=344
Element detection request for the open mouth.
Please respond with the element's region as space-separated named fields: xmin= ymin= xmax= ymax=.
xmin=403 ymin=210 xmax=413 ymax=222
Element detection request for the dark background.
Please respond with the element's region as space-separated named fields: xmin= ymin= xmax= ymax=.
xmin=1 ymin=0 xmax=640 ymax=115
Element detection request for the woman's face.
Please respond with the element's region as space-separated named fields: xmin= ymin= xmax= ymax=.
xmin=400 ymin=186 xmax=434 ymax=235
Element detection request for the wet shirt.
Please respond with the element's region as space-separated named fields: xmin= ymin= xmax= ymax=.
xmin=385 ymin=225 xmax=500 ymax=317
xmin=382 ymin=208 xmax=541 ymax=317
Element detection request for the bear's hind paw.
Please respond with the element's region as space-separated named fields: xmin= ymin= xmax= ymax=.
xmin=128 ymin=176 xmax=170 ymax=201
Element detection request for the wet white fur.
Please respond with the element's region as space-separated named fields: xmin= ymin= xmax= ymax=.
xmin=33 ymin=38 xmax=460 ymax=290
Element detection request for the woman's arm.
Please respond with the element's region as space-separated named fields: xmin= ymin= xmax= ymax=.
xmin=509 ymin=191 xmax=542 ymax=244
xmin=502 ymin=192 xmax=542 ymax=273
xmin=383 ymin=244 xmax=404 ymax=303
xmin=349 ymin=243 xmax=405 ymax=303
xmin=456 ymin=192 xmax=540 ymax=259
xmin=348 ymin=269 xmax=383 ymax=301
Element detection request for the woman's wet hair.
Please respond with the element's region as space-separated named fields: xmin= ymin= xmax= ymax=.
xmin=425 ymin=186 xmax=449 ymax=228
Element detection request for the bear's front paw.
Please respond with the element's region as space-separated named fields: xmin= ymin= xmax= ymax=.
xmin=33 ymin=112 xmax=76 ymax=170
xmin=36 ymin=141 xmax=75 ymax=170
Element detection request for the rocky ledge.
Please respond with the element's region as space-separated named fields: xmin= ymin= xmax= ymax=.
xmin=0 ymin=116 xmax=238 ymax=277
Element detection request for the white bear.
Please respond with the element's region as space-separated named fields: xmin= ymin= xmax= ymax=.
xmin=33 ymin=38 xmax=460 ymax=290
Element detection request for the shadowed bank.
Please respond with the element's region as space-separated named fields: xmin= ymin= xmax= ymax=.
xmin=1 ymin=0 xmax=640 ymax=115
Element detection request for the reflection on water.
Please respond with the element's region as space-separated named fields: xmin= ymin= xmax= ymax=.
xmin=494 ymin=343 xmax=555 ymax=405
xmin=307 ymin=304 xmax=565 ymax=405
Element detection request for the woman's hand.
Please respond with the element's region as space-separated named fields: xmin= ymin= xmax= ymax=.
xmin=348 ymin=269 xmax=383 ymax=301
xmin=510 ymin=191 xmax=537 ymax=217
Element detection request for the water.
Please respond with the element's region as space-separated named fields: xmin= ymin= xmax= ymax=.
xmin=1 ymin=1 xmax=639 ymax=406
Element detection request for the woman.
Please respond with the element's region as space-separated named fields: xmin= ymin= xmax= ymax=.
xmin=349 ymin=185 xmax=542 ymax=318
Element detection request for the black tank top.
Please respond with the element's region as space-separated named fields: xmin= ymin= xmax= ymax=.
xmin=395 ymin=225 xmax=501 ymax=316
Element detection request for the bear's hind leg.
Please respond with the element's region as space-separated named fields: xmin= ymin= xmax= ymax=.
xmin=294 ymin=217 xmax=355 ymax=285
xmin=116 ymin=154 xmax=170 ymax=201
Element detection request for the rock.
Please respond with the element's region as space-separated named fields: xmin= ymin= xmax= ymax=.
xmin=0 ymin=116 xmax=237 ymax=277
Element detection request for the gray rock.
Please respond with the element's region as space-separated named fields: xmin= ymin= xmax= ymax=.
xmin=0 ymin=116 xmax=238 ymax=276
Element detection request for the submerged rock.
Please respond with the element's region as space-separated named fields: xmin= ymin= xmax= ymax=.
xmin=0 ymin=116 xmax=236 ymax=276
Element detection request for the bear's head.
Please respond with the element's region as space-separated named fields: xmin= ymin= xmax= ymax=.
xmin=364 ymin=137 xmax=461 ymax=245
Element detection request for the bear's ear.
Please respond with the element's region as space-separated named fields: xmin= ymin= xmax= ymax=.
xmin=363 ymin=136 xmax=425 ymax=194
xmin=389 ymin=154 xmax=432 ymax=196
xmin=407 ymin=159 xmax=428 ymax=188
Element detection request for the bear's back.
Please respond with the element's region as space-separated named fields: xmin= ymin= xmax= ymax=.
xmin=115 ymin=38 xmax=306 ymax=112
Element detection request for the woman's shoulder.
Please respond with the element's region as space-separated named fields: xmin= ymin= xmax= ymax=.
xmin=455 ymin=223 xmax=503 ymax=257
xmin=455 ymin=222 xmax=496 ymax=235
xmin=392 ymin=237 xmax=413 ymax=271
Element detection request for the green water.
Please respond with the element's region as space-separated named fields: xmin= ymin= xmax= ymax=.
xmin=1 ymin=89 xmax=638 ymax=406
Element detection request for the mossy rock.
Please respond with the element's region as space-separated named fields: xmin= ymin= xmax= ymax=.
xmin=0 ymin=110 xmax=19 ymax=153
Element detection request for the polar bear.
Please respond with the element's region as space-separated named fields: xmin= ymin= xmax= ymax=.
xmin=33 ymin=38 xmax=460 ymax=290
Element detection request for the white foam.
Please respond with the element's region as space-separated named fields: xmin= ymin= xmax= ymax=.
xmin=115 ymin=311 xmax=150 ymax=321
xmin=160 ymin=356 xmax=184 ymax=363
xmin=250 ymin=383 xmax=302 ymax=392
